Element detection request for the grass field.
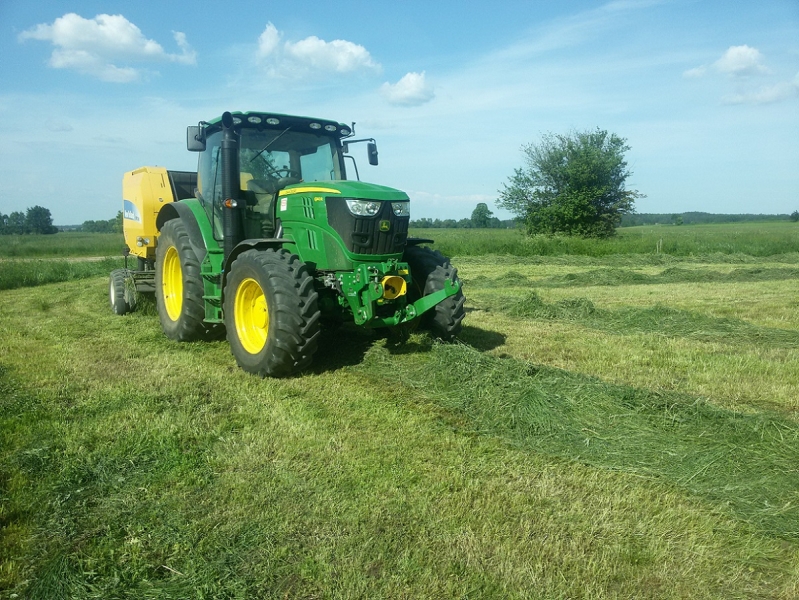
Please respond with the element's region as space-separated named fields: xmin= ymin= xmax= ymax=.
xmin=422 ymin=221 xmax=799 ymax=258
xmin=0 ymin=233 xmax=124 ymax=259
xmin=1 ymin=223 xmax=798 ymax=598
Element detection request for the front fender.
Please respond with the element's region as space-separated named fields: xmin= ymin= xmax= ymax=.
xmin=221 ymin=238 xmax=290 ymax=298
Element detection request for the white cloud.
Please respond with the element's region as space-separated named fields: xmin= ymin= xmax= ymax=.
xmin=713 ymin=45 xmax=769 ymax=77
xmin=380 ymin=72 xmax=435 ymax=106
xmin=171 ymin=32 xmax=196 ymax=65
xmin=18 ymin=13 xmax=196 ymax=82
xmin=723 ymin=73 xmax=799 ymax=105
xmin=286 ymin=37 xmax=378 ymax=73
xmin=682 ymin=66 xmax=706 ymax=79
xmin=255 ymin=22 xmax=380 ymax=76
xmin=684 ymin=45 xmax=769 ymax=81
xmin=684 ymin=45 xmax=796 ymax=105
xmin=257 ymin=22 xmax=281 ymax=60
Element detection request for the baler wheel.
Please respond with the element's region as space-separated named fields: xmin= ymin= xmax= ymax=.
xmin=109 ymin=269 xmax=135 ymax=315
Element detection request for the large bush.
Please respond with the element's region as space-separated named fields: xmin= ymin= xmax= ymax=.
xmin=498 ymin=129 xmax=643 ymax=238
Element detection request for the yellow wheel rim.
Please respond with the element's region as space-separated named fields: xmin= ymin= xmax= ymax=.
xmin=235 ymin=277 xmax=269 ymax=354
xmin=162 ymin=246 xmax=183 ymax=322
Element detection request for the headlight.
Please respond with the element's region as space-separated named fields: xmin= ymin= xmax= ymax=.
xmin=391 ymin=201 xmax=410 ymax=217
xmin=346 ymin=199 xmax=381 ymax=216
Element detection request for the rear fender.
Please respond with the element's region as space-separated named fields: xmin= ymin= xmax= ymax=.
xmin=155 ymin=199 xmax=215 ymax=263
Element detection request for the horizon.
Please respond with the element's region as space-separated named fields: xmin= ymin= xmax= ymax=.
xmin=1 ymin=0 xmax=797 ymax=225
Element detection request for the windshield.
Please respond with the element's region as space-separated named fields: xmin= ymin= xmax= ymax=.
xmin=239 ymin=129 xmax=342 ymax=183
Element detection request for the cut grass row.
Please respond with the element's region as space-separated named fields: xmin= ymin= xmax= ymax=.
xmin=2 ymin=253 xmax=798 ymax=598
xmin=356 ymin=341 xmax=799 ymax=540
xmin=459 ymin=256 xmax=799 ymax=415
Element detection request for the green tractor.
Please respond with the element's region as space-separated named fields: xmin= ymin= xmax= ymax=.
xmin=112 ymin=110 xmax=465 ymax=376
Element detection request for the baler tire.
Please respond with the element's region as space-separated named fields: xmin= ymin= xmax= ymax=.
xmin=109 ymin=269 xmax=134 ymax=315
xmin=155 ymin=218 xmax=207 ymax=341
xmin=224 ymin=248 xmax=320 ymax=377
xmin=404 ymin=246 xmax=465 ymax=341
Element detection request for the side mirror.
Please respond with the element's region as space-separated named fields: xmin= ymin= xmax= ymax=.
xmin=367 ymin=142 xmax=378 ymax=166
xmin=187 ymin=126 xmax=206 ymax=152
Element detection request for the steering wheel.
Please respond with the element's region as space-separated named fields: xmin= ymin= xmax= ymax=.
xmin=271 ymin=167 xmax=301 ymax=180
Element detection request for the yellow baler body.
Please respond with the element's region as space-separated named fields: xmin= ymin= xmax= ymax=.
xmin=122 ymin=166 xmax=176 ymax=260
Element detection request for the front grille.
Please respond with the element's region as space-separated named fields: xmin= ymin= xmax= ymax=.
xmin=326 ymin=197 xmax=409 ymax=255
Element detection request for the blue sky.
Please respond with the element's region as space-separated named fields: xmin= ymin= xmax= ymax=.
xmin=1 ymin=0 xmax=797 ymax=225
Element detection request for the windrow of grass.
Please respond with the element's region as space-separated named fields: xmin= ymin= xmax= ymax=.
xmin=495 ymin=292 xmax=799 ymax=350
xmin=468 ymin=265 xmax=799 ymax=288
xmin=354 ymin=340 xmax=799 ymax=540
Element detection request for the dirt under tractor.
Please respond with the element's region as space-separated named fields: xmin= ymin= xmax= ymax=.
xmin=110 ymin=110 xmax=465 ymax=376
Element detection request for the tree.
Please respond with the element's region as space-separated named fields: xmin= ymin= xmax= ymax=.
xmin=470 ymin=202 xmax=494 ymax=228
xmin=497 ymin=128 xmax=643 ymax=238
xmin=82 ymin=213 xmax=122 ymax=233
xmin=26 ymin=205 xmax=58 ymax=234
xmin=7 ymin=211 xmax=26 ymax=235
xmin=790 ymin=210 xmax=799 ymax=223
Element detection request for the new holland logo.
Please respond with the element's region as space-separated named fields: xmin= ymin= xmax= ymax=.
xmin=379 ymin=220 xmax=391 ymax=232
xmin=123 ymin=199 xmax=142 ymax=223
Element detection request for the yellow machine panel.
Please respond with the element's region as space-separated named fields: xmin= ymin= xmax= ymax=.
xmin=122 ymin=166 xmax=176 ymax=260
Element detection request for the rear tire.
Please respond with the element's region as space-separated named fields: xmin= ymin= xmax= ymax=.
xmin=109 ymin=269 xmax=135 ymax=315
xmin=404 ymin=246 xmax=465 ymax=341
xmin=224 ymin=248 xmax=320 ymax=377
xmin=155 ymin=218 xmax=207 ymax=341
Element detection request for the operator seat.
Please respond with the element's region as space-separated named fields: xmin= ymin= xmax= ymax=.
xmin=246 ymin=179 xmax=278 ymax=237
xmin=245 ymin=176 xmax=302 ymax=237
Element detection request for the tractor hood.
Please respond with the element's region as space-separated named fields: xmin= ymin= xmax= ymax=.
xmin=278 ymin=180 xmax=409 ymax=202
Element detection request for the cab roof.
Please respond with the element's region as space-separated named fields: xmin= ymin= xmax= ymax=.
xmin=203 ymin=111 xmax=352 ymax=138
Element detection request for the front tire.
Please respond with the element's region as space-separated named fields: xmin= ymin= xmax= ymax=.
xmin=404 ymin=246 xmax=465 ymax=341
xmin=224 ymin=248 xmax=320 ymax=377
xmin=155 ymin=218 xmax=207 ymax=341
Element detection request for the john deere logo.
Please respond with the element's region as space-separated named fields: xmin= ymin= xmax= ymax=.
xmin=379 ymin=220 xmax=391 ymax=232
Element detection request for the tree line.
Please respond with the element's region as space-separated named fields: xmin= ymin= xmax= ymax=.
xmin=622 ymin=212 xmax=798 ymax=226
xmin=410 ymin=203 xmax=515 ymax=229
xmin=0 ymin=206 xmax=58 ymax=235
xmin=81 ymin=212 xmax=123 ymax=233
xmin=0 ymin=208 xmax=124 ymax=235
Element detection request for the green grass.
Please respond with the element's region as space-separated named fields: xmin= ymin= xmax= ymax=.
xmin=2 ymin=225 xmax=799 ymax=598
xmin=0 ymin=229 xmax=126 ymax=292
xmin=0 ymin=232 xmax=124 ymax=258
xmin=417 ymin=221 xmax=799 ymax=258
xmin=0 ymin=258 xmax=125 ymax=291
xmin=356 ymin=342 xmax=799 ymax=539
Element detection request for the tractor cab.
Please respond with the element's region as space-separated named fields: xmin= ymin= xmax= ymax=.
xmin=186 ymin=111 xmax=377 ymax=258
